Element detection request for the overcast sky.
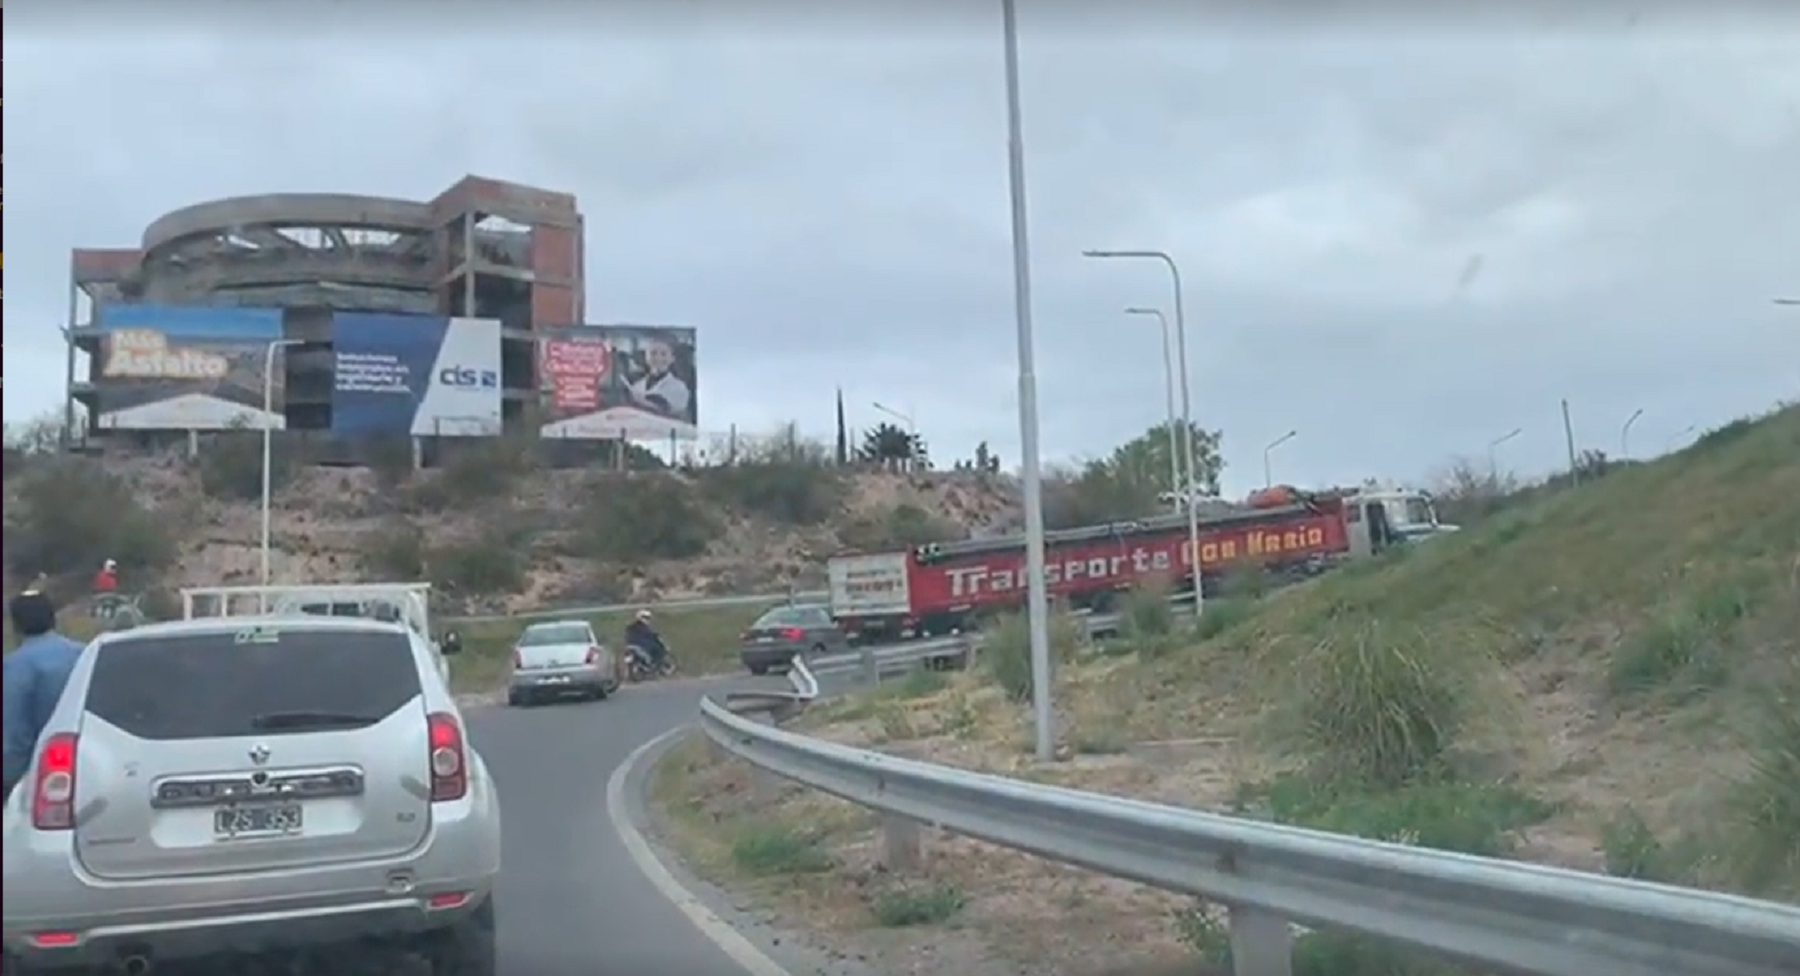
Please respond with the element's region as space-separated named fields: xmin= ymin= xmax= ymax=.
xmin=6 ymin=3 xmax=1796 ymax=496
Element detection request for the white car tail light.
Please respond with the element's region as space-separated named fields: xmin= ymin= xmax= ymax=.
xmin=426 ymin=712 xmax=467 ymax=802
xmin=33 ymin=732 xmax=79 ymax=830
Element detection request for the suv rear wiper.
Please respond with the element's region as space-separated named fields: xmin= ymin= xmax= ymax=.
xmin=249 ymin=710 xmax=383 ymax=731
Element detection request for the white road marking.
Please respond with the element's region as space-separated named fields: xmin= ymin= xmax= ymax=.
xmin=607 ymin=725 xmax=795 ymax=976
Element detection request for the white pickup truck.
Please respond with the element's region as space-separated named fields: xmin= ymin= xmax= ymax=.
xmin=178 ymin=582 xmax=463 ymax=683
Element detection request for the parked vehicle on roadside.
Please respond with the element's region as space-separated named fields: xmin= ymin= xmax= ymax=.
xmin=507 ymin=620 xmax=620 ymax=707
xmin=738 ymin=604 xmax=847 ymax=676
xmin=2 ymin=613 xmax=501 ymax=976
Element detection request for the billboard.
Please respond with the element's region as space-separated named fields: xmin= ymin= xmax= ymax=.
xmin=93 ymin=305 xmax=286 ymax=431
xmin=538 ymin=325 xmax=698 ymax=440
xmin=331 ymin=314 xmax=502 ymax=437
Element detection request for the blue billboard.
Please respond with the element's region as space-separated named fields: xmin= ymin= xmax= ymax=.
xmin=331 ymin=314 xmax=502 ymax=436
xmin=93 ymin=305 xmax=286 ymax=431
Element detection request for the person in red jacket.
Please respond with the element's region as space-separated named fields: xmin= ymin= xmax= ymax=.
xmin=93 ymin=559 xmax=119 ymax=597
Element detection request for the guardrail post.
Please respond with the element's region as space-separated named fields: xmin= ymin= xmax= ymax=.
xmin=746 ymin=710 xmax=782 ymax=803
xmin=878 ymin=813 xmax=922 ymax=871
xmin=860 ymin=643 xmax=880 ymax=685
xmin=1227 ymin=905 xmax=1293 ymax=976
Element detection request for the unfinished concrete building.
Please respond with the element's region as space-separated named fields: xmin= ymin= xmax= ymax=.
xmin=66 ymin=175 xmax=585 ymax=440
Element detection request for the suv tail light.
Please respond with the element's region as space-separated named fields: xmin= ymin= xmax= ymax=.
xmin=781 ymin=627 xmax=805 ymax=641
xmin=585 ymin=645 xmax=600 ymax=665
xmin=426 ymin=712 xmax=468 ymax=802
xmin=32 ymin=733 xmax=79 ymax=830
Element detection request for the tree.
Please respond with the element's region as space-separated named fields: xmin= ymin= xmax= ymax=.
xmin=859 ymin=422 xmax=929 ymax=471
xmin=835 ymin=388 xmax=849 ymax=466
xmin=1043 ymin=421 xmax=1224 ymax=529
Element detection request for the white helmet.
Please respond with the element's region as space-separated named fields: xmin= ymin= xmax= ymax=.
xmin=635 ymin=608 xmax=653 ymax=622
xmin=103 ymin=559 xmax=118 ymax=572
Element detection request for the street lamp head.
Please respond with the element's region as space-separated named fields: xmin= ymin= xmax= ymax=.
xmin=1123 ymin=306 xmax=1159 ymax=316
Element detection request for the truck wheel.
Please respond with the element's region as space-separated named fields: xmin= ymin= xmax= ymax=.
xmin=425 ymin=896 xmax=497 ymax=976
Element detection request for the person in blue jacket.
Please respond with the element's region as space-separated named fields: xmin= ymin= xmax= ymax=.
xmin=3 ymin=588 xmax=85 ymax=798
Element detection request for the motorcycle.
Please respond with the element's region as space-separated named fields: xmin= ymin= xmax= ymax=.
xmin=91 ymin=593 xmax=147 ymax=630
xmin=625 ymin=643 xmax=677 ymax=682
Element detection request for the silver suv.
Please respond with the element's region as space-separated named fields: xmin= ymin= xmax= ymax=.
xmin=2 ymin=615 xmax=502 ymax=975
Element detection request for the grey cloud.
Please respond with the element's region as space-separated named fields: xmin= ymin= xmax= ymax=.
xmin=5 ymin=7 xmax=1796 ymax=497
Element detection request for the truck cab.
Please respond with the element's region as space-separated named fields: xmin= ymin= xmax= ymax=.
xmin=1342 ymin=484 xmax=1458 ymax=558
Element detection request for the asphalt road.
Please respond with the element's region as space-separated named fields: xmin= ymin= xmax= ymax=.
xmin=466 ymin=677 xmax=757 ymax=976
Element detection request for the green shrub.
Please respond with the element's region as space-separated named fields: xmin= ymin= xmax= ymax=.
xmin=426 ymin=437 xmax=538 ymax=510
xmin=981 ymin=609 xmax=1085 ymax=702
xmin=427 ymin=531 xmax=526 ymax=596
xmin=1724 ymin=664 xmax=1800 ymax=897
xmin=4 ymin=457 xmax=178 ymax=581
xmin=195 ymin=429 xmax=304 ymax=501
xmin=868 ymin=882 xmax=964 ymax=927
xmin=576 ymin=473 xmax=721 ymax=562
xmin=362 ymin=520 xmax=426 ymax=580
xmin=1122 ymin=576 xmax=1176 ymax=639
xmin=729 ymin=824 xmax=834 ymax=876
xmin=1275 ymin=620 xmax=1473 ymax=788
xmin=836 ymin=502 xmax=959 ymax=551
xmin=702 ymin=459 xmax=847 ymax=526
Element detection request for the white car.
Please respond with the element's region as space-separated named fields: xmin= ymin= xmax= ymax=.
xmin=2 ymin=615 xmax=502 ymax=975
xmin=506 ymin=620 xmax=621 ymax=707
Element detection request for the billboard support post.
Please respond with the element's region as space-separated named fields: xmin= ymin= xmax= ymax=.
xmin=260 ymin=339 xmax=302 ymax=608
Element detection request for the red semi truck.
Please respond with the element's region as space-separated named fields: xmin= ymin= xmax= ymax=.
xmin=826 ymin=490 xmax=1403 ymax=642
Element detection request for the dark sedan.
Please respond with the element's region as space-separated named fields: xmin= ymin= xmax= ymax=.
xmin=738 ymin=604 xmax=848 ymax=675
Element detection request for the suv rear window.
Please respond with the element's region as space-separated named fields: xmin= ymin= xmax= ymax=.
xmin=85 ymin=628 xmax=424 ymax=740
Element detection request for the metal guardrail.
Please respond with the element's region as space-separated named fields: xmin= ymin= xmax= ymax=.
xmin=698 ymin=620 xmax=1800 ymax=976
xmin=443 ymin=589 xmax=828 ymax=624
xmin=804 ymin=597 xmax=1189 ymax=683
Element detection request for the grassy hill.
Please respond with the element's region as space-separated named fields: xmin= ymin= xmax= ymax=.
xmin=1053 ymin=403 xmax=1799 ymax=893
xmin=646 ymin=405 xmax=1796 ymax=976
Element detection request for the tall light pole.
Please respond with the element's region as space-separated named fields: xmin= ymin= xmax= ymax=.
xmin=1083 ymin=249 xmax=1202 ymax=615
xmin=260 ymin=339 xmax=301 ymax=603
xmin=1620 ymin=407 xmax=1644 ymax=460
xmin=1487 ymin=427 xmax=1522 ymax=482
xmin=1124 ymin=307 xmax=1181 ymax=499
xmin=1001 ymin=0 xmax=1056 ymax=763
xmin=1262 ymin=430 xmax=1297 ymax=489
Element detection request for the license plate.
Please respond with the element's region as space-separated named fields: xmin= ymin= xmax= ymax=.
xmin=214 ymin=803 xmax=303 ymax=837
xmin=538 ymin=674 xmax=571 ymax=684
xmin=756 ymin=636 xmax=775 ymax=643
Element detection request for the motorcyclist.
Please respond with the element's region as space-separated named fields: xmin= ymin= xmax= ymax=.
xmin=93 ymin=559 xmax=119 ymax=598
xmin=624 ymin=609 xmax=669 ymax=671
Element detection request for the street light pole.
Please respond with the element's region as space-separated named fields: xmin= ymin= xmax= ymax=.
xmin=1083 ymin=249 xmax=1202 ymax=616
xmin=1620 ymin=407 xmax=1644 ymax=460
xmin=871 ymin=401 xmax=916 ymax=439
xmin=1001 ymin=0 xmax=1056 ymax=763
xmin=871 ymin=400 xmax=919 ymax=471
xmin=1487 ymin=427 xmax=1522 ymax=482
xmin=1124 ymin=307 xmax=1181 ymax=499
xmin=260 ymin=339 xmax=301 ymax=606
xmin=1262 ymin=430 xmax=1297 ymax=489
